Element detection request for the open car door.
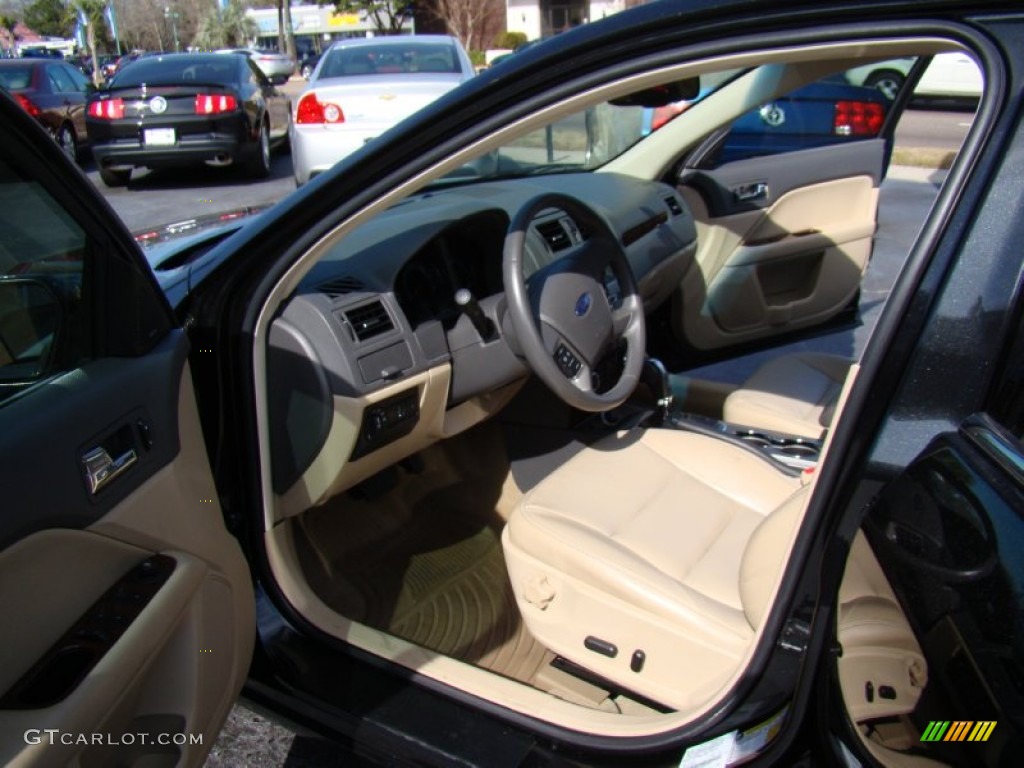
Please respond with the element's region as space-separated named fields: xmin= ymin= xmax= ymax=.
xmin=0 ymin=93 xmax=253 ymax=765
xmin=834 ymin=413 xmax=1024 ymax=766
xmin=670 ymin=60 xmax=919 ymax=353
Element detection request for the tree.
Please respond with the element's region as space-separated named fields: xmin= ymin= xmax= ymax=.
xmin=277 ymin=0 xmax=295 ymax=61
xmin=73 ymin=1 xmax=110 ymax=86
xmin=193 ymin=0 xmax=255 ymax=50
xmin=331 ymin=1 xmax=414 ymax=36
xmin=23 ymin=0 xmax=70 ymax=37
xmin=428 ymin=0 xmax=502 ymax=53
xmin=0 ymin=14 xmax=17 ymax=56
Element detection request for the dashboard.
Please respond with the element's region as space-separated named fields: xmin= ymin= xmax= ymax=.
xmin=266 ymin=172 xmax=698 ymax=517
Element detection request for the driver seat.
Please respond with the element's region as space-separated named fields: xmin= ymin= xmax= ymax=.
xmin=502 ymin=428 xmax=807 ymax=711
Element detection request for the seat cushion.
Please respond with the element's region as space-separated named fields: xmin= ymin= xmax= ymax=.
xmin=502 ymin=428 xmax=803 ymax=710
xmin=723 ymin=353 xmax=852 ymax=438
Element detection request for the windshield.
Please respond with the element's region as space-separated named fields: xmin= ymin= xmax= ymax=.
xmin=437 ymin=68 xmax=743 ymax=186
xmin=112 ymin=55 xmax=241 ymax=87
xmin=319 ymin=42 xmax=461 ymax=77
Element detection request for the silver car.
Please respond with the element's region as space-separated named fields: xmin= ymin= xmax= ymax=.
xmin=218 ymin=48 xmax=295 ymax=82
xmin=290 ymin=35 xmax=475 ymax=185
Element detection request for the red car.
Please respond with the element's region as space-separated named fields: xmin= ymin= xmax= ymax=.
xmin=0 ymin=58 xmax=92 ymax=163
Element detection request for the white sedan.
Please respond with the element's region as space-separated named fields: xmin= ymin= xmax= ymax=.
xmin=290 ymin=35 xmax=476 ymax=186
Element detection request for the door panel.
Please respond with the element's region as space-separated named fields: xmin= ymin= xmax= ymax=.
xmin=674 ymin=139 xmax=885 ymax=351
xmin=0 ymin=340 xmax=254 ymax=766
xmin=0 ymin=92 xmax=253 ymax=766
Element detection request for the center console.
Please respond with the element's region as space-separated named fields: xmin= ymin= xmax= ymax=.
xmin=666 ymin=411 xmax=823 ymax=475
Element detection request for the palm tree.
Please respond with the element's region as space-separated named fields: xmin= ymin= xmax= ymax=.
xmin=277 ymin=0 xmax=296 ymax=63
xmin=0 ymin=14 xmax=17 ymax=57
xmin=194 ymin=0 xmax=256 ymax=50
xmin=72 ymin=1 xmax=109 ymax=86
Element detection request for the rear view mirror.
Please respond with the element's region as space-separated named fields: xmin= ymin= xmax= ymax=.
xmin=0 ymin=278 xmax=64 ymax=396
xmin=610 ymin=78 xmax=700 ymax=107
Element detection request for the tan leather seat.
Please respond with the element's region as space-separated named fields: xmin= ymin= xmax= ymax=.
xmin=502 ymin=428 xmax=806 ymax=711
xmin=723 ymin=353 xmax=852 ymax=438
xmin=837 ymin=533 xmax=927 ymax=723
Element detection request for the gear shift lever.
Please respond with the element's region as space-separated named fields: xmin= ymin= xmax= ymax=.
xmin=640 ymin=357 xmax=673 ymax=423
xmin=454 ymin=288 xmax=496 ymax=341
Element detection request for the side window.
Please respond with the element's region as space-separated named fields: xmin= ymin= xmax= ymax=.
xmin=46 ymin=64 xmax=75 ymax=94
xmin=246 ymin=59 xmax=266 ymax=88
xmin=0 ymin=156 xmax=91 ymax=403
xmin=63 ymin=63 xmax=90 ymax=93
xmin=708 ymin=57 xmax=916 ymax=167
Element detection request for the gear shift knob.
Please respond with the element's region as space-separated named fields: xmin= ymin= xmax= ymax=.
xmin=455 ymin=288 xmax=496 ymax=341
xmin=641 ymin=357 xmax=674 ymax=418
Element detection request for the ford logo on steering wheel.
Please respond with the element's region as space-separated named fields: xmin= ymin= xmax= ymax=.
xmin=574 ymin=292 xmax=592 ymax=317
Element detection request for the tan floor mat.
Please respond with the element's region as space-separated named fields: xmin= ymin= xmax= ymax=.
xmin=295 ymin=427 xmax=552 ymax=685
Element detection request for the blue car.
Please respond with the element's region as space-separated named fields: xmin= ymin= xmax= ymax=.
xmin=641 ymin=79 xmax=889 ymax=165
xmin=717 ymin=79 xmax=888 ymax=164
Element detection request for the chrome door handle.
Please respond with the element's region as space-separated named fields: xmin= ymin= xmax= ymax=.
xmin=82 ymin=445 xmax=138 ymax=495
xmin=734 ymin=182 xmax=769 ymax=202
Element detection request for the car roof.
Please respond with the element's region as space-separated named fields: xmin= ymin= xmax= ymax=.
xmin=0 ymin=59 xmax=45 ymax=68
xmin=326 ymin=34 xmax=459 ymax=51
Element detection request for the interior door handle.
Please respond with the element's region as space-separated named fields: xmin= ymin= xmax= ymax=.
xmin=734 ymin=182 xmax=769 ymax=202
xmin=82 ymin=445 xmax=138 ymax=495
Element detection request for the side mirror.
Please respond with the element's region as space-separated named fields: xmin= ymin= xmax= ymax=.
xmin=0 ymin=277 xmax=65 ymax=394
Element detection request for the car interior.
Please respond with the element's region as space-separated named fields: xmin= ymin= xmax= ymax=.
xmin=250 ymin=34 xmax=978 ymax=760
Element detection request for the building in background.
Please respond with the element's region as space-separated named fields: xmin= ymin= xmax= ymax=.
xmin=246 ymin=4 xmax=414 ymax=58
xmin=505 ymin=1 xmax=639 ymax=41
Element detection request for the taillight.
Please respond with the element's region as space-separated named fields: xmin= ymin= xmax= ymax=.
xmin=650 ymin=103 xmax=686 ymax=132
xmin=88 ymin=98 xmax=125 ymax=119
xmin=195 ymin=94 xmax=239 ymax=115
xmin=834 ymin=100 xmax=885 ymax=137
xmin=296 ymin=92 xmax=344 ymax=124
xmin=14 ymin=93 xmax=41 ymax=117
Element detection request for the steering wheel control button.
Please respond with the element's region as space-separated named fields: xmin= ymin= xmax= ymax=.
xmin=555 ymin=343 xmax=582 ymax=378
xmin=584 ymin=636 xmax=618 ymax=658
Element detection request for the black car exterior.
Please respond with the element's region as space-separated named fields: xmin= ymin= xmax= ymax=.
xmin=3 ymin=1 xmax=1024 ymax=767
xmin=86 ymin=52 xmax=290 ymax=187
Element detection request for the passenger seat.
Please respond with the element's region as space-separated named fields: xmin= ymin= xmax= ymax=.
xmin=722 ymin=352 xmax=851 ymax=438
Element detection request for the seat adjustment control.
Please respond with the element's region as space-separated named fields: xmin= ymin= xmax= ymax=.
xmin=584 ymin=636 xmax=617 ymax=658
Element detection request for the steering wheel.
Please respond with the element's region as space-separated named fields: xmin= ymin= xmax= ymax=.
xmin=868 ymin=469 xmax=1000 ymax=584
xmin=503 ymin=193 xmax=645 ymax=412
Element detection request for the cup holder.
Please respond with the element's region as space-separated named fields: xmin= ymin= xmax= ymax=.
xmin=778 ymin=443 xmax=819 ymax=458
xmin=739 ymin=433 xmax=772 ymax=448
xmin=667 ymin=416 xmax=822 ymax=472
xmin=738 ymin=430 xmax=820 ymax=470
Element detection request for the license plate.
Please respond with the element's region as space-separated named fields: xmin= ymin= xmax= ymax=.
xmin=143 ymin=128 xmax=176 ymax=146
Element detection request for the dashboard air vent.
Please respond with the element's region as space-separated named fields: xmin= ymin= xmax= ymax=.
xmin=664 ymin=196 xmax=683 ymax=216
xmin=342 ymin=301 xmax=394 ymax=342
xmin=536 ymin=219 xmax=573 ymax=252
xmin=318 ymin=275 xmax=365 ymax=297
